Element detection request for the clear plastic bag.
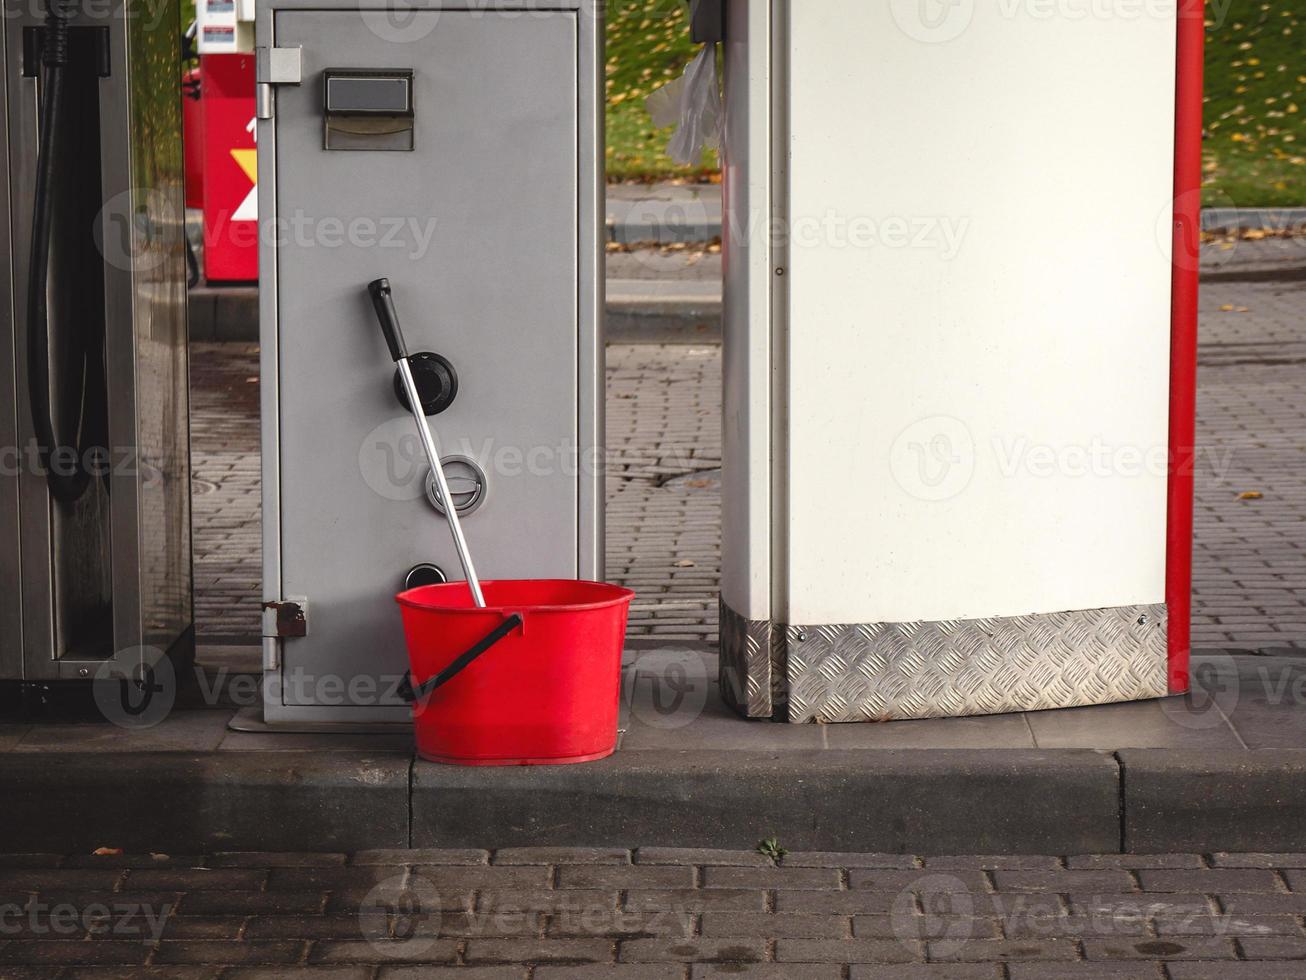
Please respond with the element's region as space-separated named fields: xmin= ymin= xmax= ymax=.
xmin=646 ymin=44 xmax=722 ymax=166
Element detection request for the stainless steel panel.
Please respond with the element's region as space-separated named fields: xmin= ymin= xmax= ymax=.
xmin=782 ymin=605 xmax=1170 ymax=723
xmin=266 ymin=3 xmax=598 ymax=715
xmin=7 ymin=1 xmax=58 ymax=675
xmin=1 ymin=0 xmax=192 ymax=679
xmin=577 ymin=0 xmax=604 ymax=584
xmin=0 ymin=10 xmax=18 ymax=678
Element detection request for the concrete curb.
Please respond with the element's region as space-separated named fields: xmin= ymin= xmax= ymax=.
xmin=606 ymin=183 xmax=722 ymax=245
xmin=411 ymin=749 xmax=1122 ymax=855
xmin=189 ymin=286 xmax=725 ymax=344
xmin=606 ymin=306 xmax=723 ymax=345
xmin=1121 ymin=749 xmax=1306 ymax=853
xmin=188 ymin=285 xmax=258 ymax=342
xmin=1202 ymin=207 xmax=1306 ymax=233
xmin=4 ymin=746 xmax=1306 ymax=853
xmin=609 ymin=216 xmax=721 ymax=245
xmin=606 ymin=279 xmax=722 ymax=345
xmin=0 ymin=752 xmax=411 ymax=853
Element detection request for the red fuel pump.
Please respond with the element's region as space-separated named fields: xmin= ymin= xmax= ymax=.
xmin=199 ymin=52 xmax=258 ymax=283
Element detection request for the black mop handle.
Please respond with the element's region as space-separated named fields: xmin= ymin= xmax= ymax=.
xmin=368 ymin=278 xmax=409 ymax=363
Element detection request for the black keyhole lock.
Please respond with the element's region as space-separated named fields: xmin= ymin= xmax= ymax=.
xmin=394 ymin=351 xmax=458 ymax=416
xmin=404 ymin=563 xmax=447 ymax=590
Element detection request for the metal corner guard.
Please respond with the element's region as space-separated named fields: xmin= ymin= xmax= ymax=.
xmin=719 ymin=599 xmax=781 ymax=720
xmin=721 ymin=601 xmax=1170 ymax=724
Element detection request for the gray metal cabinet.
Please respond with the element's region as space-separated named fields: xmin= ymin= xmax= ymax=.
xmin=257 ymin=0 xmax=603 ymax=723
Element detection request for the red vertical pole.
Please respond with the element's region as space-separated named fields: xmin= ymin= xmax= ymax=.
xmin=1167 ymin=0 xmax=1205 ymax=694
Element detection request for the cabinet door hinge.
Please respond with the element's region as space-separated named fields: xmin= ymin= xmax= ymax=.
xmin=263 ymin=597 xmax=308 ymax=638
xmin=255 ymin=45 xmax=303 ymax=119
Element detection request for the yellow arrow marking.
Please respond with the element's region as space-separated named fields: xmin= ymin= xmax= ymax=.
xmin=231 ymin=148 xmax=257 ymax=184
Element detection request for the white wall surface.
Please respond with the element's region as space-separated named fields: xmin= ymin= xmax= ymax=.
xmin=775 ymin=0 xmax=1177 ymax=625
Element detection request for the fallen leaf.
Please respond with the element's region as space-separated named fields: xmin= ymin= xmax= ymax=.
xmin=1239 ymin=491 xmax=1264 ymax=500
xmin=674 ymin=559 xmax=696 ymax=568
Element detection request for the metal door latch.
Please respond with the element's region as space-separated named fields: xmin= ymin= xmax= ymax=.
xmin=256 ymin=45 xmax=302 ymax=120
xmin=263 ymin=597 xmax=309 ymax=638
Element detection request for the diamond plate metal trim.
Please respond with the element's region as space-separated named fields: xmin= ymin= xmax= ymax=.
xmin=784 ymin=604 xmax=1169 ymax=723
xmin=719 ymin=599 xmax=776 ymax=719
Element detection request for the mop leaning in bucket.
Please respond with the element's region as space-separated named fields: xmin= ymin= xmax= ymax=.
xmin=367 ymin=279 xmax=633 ymax=765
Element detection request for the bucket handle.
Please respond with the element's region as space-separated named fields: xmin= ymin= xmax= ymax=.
xmin=399 ymin=613 xmax=524 ymax=705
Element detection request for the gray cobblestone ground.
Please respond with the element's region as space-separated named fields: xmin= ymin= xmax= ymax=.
xmin=190 ymin=344 xmax=261 ymax=643
xmin=605 ymin=345 xmax=720 ymax=641
xmin=191 ymin=237 xmax=1305 ymax=651
xmin=4 ymin=850 xmax=1306 ymax=974
xmin=1193 ymin=237 xmax=1306 ymax=652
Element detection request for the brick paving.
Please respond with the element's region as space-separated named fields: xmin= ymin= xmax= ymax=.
xmin=1193 ymin=236 xmax=1306 ymax=652
xmin=605 ymin=345 xmax=720 ymax=641
xmin=190 ymin=344 xmax=261 ymax=643
xmin=3 ymin=850 xmax=1306 ymax=974
xmin=191 ymin=237 xmax=1306 ymax=652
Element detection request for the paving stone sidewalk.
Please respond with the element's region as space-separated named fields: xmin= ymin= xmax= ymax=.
xmin=2 ymin=849 xmax=1306 ymax=976
xmin=190 ymin=236 xmax=1306 ymax=652
xmin=1192 ymin=236 xmax=1306 ymax=652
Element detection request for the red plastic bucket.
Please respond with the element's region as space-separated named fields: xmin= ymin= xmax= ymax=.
xmin=396 ymin=580 xmax=634 ymax=766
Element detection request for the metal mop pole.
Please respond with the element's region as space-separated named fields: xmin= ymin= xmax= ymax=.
xmin=369 ymin=278 xmax=486 ymax=608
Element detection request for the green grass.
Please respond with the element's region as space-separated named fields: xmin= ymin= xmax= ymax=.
xmin=605 ymin=0 xmax=718 ymax=180
xmin=604 ymin=0 xmax=1305 ymax=204
xmin=175 ymin=0 xmax=1301 ymax=202
xmin=1203 ymin=1 xmax=1304 ymax=207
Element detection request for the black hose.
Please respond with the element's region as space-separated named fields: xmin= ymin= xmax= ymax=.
xmin=27 ymin=0 xmax=97 ymax=503
xmin=185 ymin=233 xmax=200 ymax=289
